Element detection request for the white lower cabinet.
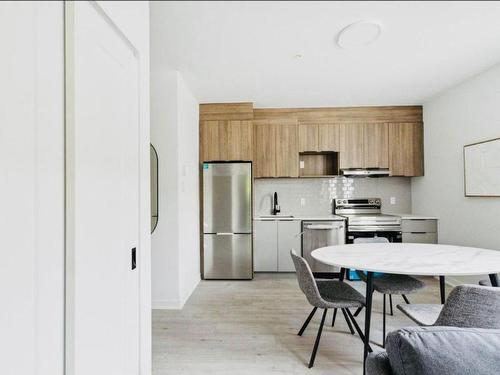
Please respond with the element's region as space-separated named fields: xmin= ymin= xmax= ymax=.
xmin=278 ymin=221 xmax=302 ymax=272
xmin=254 ymin=220 xmax=278 ymax=272
xmin=254 ymin=220 xmax=302 ymax=272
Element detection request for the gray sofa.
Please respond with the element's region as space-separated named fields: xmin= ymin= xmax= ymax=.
xmin=366 ymin=326 xmax=500 ymax=375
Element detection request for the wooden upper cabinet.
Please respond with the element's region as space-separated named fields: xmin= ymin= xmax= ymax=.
xmin=227 ymin=120 xmax=253 ymax=161
xmin=253 ymin=121 xmax=276 ymax=178
xmin=318 ymin=123 xmax=341 ymax=151
xmin=298 ymin=124 xmax=319 ymax=152
xmin=340 ymin=123 xmax=364 ymax=169
xmin=201 ymin=120 xmax=253 ymax=162
xmin=201 ymin=120 xmax=227 ymax=161
xmin=388 ymin=123 xmax=424 ymax=176
xmin=364 ymin=123 xmax=389 ymax=168
xmin=275 ymin=121 xmax=299 ymax=177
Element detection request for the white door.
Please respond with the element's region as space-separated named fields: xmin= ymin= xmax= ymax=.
xmin=65 ymin=2 xmax=140 ymax=374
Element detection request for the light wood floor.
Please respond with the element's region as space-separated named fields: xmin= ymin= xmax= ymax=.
xmin=153 ymin=273 xmax=443 ymax=375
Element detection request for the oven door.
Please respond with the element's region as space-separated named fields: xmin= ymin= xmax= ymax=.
xmin=346 ymin=230 xmax=402 ymax=244
xmin=346 ymin=229 xmax=402 ymax=280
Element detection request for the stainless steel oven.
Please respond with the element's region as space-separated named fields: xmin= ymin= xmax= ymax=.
xmin=334 ymin=198 xmax=402 ymax=279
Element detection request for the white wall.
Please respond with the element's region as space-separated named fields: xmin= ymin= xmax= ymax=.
xmin=0 ymin=2 xmax=64 ymax=374
xmin=150 ymin=68 xmax=200 ymax=309
xmin=412 ymin=62 xmax=500 ymax=284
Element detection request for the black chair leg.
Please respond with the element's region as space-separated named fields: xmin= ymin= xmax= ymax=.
xmin=332 ymin=308 xmax=337 ymax=327
xmin=298 ymin=307 xmax=317 ymax=336
xmin=354 ymin=306 xmax=363 ymax=317
xmin=341 ymin=308 xmax=355 ymax=335
xmin=389 ymin=294 xmax=394 ymax=316
xmin=382 ymin=294 xmax=386 ymax=348
xmin=345 ymin=308 xmax=373 ymax=353
xmin=308 ymin=308 xmax=327 ymax=368
xmin=402 ymin=294 xmax=410 ymax=304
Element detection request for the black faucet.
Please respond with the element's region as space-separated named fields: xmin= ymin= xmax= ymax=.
xmin=272 ymin=192 xmax=281 ymax=215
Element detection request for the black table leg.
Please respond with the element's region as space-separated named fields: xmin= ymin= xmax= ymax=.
xmin=489 ymin=273 xmax=499 ymax=287
xmin=363 ymin=271 xmax=374 ymax=375
xmin=439 ymin=276 xmax=446 ymax=304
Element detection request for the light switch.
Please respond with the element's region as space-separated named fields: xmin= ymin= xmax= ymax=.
xmin=390 ymin=197 xmax=396 ymax=205
xmin=300 ymin=198 xmax=306 ymax=206
xmin=300 ymin=160 xmax=305 ymax=169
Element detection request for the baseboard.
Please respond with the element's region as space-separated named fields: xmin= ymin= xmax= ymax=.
xmin=180 ymin=276 xmax=200 ymax=306
xmin=152 ymin=299 xmax=183 ymax=310
xmin=152 ymin=277 xmax=200 ymax=310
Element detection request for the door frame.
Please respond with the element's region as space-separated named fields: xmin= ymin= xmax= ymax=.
xmin=64 ymin=1 xmax=149 ymax=373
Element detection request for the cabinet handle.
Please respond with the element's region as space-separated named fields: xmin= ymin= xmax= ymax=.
xmin=409 ymin=232 xmax=427 ymax=234
xmin=131 ymin=247 xmax=137 ymax=270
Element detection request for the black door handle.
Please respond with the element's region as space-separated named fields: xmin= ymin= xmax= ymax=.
xmin=131 ymin=247 xmax=137 ymax=270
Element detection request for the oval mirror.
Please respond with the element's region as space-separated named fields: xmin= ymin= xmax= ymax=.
xmin=150 ymin=144 xmax=159 ymax=233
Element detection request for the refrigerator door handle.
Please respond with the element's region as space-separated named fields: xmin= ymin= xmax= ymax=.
xmin=216 ymin=232 xmax=234 ymax=236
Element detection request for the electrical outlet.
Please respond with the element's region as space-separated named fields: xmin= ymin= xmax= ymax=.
xmin=390 ymin=197 xmax=396 ymax=205
xmin=300 ymin=198 xmax=306 ymax=206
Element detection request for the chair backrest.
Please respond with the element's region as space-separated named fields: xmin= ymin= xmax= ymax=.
xmin=290 ymin=250 xmax=324 ymax=307
xmin=354 ymin=237 xmax=390 ymax=244
xmin=435 ymin=284 xmax=500 ymax=329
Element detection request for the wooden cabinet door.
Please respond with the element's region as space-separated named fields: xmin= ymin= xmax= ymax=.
xmin=201 ymin=120 xmax=228 ymax=161
xmin=275 ymin=121 xmax=299 ymax=177
xmin=298 ymin=124 xmax=318 ymax=152
xmin=364 ymin=123 xmax=388 ymax=168
xmin=228 ymin=120 xmax=253 ymax=161
xmin=388 ymin=123 xmax=424 ymax=176
xmin=340 ymin=123 xmax=364 ymax=169
xmin=253 ymin=120 xmax=276 ymax=177
xmin=318 ymin=123 xmax=341 ymax=151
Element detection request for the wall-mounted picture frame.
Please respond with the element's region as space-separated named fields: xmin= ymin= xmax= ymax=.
xmin=464 ymin=137 xmax=500 ymax=197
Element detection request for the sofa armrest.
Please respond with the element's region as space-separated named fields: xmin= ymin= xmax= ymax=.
xmin=366 ymin=350 xmax=392 ymax=375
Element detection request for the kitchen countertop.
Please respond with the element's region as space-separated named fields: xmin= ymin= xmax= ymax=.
xmin=397 ymin=214 xmax=439 ymax=220
xmin=254 ymin=214 xmax=345 ymax=221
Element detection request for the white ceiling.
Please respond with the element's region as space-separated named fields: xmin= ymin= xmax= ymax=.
xmin=151 ymin=1 xmax=500 ymax=107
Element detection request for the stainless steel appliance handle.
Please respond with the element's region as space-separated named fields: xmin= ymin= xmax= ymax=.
xmin=216 ymin=232 xmax=234 ymax=236
xmin=348 ymin=225 xmax=401 ymax=232
xmin=305 ymin=224 xmax=343 ymax=230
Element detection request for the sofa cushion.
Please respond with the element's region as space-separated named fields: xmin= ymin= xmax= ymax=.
xmin=386 ymin=326 xmax=500 ymax=375
xmin=366 ymin=349 xmax=393 ymax=375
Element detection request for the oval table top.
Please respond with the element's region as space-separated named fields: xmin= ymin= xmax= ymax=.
xmin=311 ymin=243 xmax=500 ymax=276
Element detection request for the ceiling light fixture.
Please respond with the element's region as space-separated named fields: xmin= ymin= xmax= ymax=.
xmin=337 ymin=20 xmax=382 ymax=49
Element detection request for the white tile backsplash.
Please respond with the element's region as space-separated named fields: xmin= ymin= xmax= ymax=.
xmin=254 ymin=177 xmax=411 ymax=216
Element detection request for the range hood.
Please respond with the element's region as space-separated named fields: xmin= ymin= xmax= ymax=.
xmin=341 ymin=168 xmax=391 ymax=177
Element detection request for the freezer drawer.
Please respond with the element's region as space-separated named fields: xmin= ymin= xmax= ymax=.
xmin=203 ymin=234 xmax=253 ymax=279
xmin=203 ymin=162 xmax=252 ymax=234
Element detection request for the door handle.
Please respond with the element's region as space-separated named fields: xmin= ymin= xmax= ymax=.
xmin=131 ymin=247 xmax=137 ymax=270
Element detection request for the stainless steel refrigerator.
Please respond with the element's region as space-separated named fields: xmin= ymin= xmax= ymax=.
xmin=203 ymin=162 xmax=253 ymax=280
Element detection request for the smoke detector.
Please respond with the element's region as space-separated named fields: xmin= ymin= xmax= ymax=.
xmin=337 ymin=21 xmax=382 ymax=49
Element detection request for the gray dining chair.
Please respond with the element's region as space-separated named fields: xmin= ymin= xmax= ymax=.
xmin=353 ymin=237 xmax=426 ymax=347
xmin=290 ymin=250 xmax=371 ymax=368
xmin=397 ymin=284 xmax=500 ymax=328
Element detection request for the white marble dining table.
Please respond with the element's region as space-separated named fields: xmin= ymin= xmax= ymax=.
xmin=311 ymin=243 xmax=500 ymax=374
